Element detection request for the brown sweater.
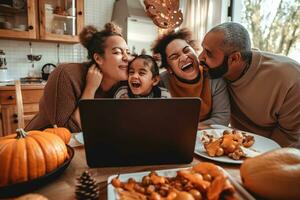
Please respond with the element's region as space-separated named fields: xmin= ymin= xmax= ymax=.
xmin=25 ymin=62 xmax=112 ymax=133
xmin=167 ymin=67 xmax=212 ymax=121
xmin=229 ymin=50 xmax=300 ymax=147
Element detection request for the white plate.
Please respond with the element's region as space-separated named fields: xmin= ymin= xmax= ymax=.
xmin=107 ymin=167 xmax=255 ymax=200
xmin=194 ymin=129 xmax=281 ymax=164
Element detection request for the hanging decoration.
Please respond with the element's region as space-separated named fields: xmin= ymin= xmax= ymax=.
xmin=144 ymin=0 xmax=183 ymax=29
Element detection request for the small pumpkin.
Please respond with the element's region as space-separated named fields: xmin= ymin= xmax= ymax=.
xmin=44 ymin=125 xmax=71 ymax=144
xmin=0 ymin=129 xmax=68 ymax=187
xmin=240 ymin=148 xmax=300 ymax=200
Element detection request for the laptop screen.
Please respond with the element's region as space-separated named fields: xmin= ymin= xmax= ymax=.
xmin=79 ymin=98 xmax=201 ymax=167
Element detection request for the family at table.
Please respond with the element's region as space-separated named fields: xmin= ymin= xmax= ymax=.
xmin=25 ymin=21 xmax=300 ymax=148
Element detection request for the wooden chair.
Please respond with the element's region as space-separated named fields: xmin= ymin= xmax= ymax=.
xmin=15 ymin=80 xmax=25 ymax=128
xmin=14 ymin=80 xmax=43 ymax=131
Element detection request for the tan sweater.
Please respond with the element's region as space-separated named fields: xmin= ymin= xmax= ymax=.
xmin=229 ymin=50 xmax=300 ymax=147
xmin=25 ymin=62 xmax=112 ymax=133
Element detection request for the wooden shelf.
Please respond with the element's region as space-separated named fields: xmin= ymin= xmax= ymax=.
xmin=53 ymin=13 xmax=76 ymax=19
xmin=0 ymin=4 xmax=26 ymax=14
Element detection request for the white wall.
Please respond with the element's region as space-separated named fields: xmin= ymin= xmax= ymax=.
xmin=127 ymin=18 xmax=158 ymax=55
xmin=0 ymin=0 xmax=115 ymax=80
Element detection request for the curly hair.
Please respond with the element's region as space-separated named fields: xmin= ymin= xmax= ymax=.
xmin=129 ymin=54 xmax=159 ymax=76
xmin=151 ymin=28 xmax=199 ymax=69
xmin=79 ymin=22 xmax=123 ymax=62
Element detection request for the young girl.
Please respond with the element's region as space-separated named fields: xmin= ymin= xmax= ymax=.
xmin=114 ymin=54 xmax=171 ymax=98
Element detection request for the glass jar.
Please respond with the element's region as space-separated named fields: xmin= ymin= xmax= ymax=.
xmin=52 ymin=19 xmax=65 ymax=35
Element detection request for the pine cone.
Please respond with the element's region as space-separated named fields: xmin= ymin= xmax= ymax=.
xmin=75 ymin=171 xmax=99 ymax=200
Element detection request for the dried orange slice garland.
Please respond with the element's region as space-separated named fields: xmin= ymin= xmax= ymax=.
xmin=201 ymin=129 xmax=255 ymax=160
xmin=111 ymin=162 xmax=237 ymax=200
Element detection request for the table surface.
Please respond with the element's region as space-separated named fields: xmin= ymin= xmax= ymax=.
xmin=29 ymin=142 xmax=242 ymax=200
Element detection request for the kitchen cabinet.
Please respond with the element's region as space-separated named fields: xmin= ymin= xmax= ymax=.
xmin=0 ymin=0 xmax=84 ymax=43
xmin=0 ymin=85 xmax=44 ymax=136
xmin=0 ymin=0 xmax=37 ymax=39
xmin=39 ymin=0 xmax=84 ymax=43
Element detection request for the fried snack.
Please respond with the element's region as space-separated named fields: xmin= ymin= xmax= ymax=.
xmin=202 ymin=130 xmax=255 ymax=160
xmin=112 ymin=162 xmax=237 ymax=200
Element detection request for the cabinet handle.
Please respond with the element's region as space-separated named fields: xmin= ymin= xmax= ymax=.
xmin=78 ymin=11 xmax=83 ymax=15
xmin=13 ymin=119 xmax=18 ymax=123
xmin=13 ymin=114 xmax=18 ymax=118
xmin=28 ymin=25 xmax=34 ymax=30
xmin=7 ymin=95 xmax=14 ymax=100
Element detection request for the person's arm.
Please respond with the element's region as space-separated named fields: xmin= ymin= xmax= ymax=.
xmin=200 ymin=78 xmax=230 ymax=128
xmin=39 ymin=64 xmax=101 ymax=133
xmin=270 ymin=81 xmax=300 ymax=148
xmin=37 ymin=65 xmax=80 ymax=132
xmin=73 ymin=65 xmax=103 ymax=129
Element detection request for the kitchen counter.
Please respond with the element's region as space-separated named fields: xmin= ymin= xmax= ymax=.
xmin=0 ymin=83 xmax=45 ymax=136
xmin=0 ymin=82 xmax=46 ymax=90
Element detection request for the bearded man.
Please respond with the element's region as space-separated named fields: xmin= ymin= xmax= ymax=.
xmin=199 ymin=22 xmax=300 ymax=147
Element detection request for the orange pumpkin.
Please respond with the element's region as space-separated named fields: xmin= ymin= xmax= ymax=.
xmin=0 ymin=129 xmax=68 ymax=187
xmin=44 ymin=125 xmax=71 ymax=144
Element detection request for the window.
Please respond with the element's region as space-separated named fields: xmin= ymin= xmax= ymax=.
xmin=231 ymin=0 xmax=300 ymax=62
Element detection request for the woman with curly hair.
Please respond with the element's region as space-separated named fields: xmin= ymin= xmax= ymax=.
xmin=26 ymin=22 xmax=132 ymax=132
xmin=152 ymin=28 xmax=230 ymax=128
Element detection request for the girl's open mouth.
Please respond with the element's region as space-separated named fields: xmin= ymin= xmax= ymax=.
xmin=131 ymin=82 xmax=141 ymax=88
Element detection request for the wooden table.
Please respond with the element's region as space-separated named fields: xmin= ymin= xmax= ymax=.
xmin=29 ymin=144 xmax=242 ymax=200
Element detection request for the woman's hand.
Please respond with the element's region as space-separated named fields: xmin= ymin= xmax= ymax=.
xmin=74 ymin=64 xmax=103 ymax=128
xmin=81 ymin=64 xmax=103 ymax=99
xmin=85 ymin=64 xmax=103 ymax=94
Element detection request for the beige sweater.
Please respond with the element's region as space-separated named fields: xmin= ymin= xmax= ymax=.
xmin=229 ymin=50 xmax=300 ymax=147
xmin=25 ymin=62 xmax=113 ymax=133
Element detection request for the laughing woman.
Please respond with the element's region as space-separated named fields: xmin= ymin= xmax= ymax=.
xmin=25 ymin=23 xmax=132 ymax=132
xmin=152 ymin=28 xmax=230 ymax=128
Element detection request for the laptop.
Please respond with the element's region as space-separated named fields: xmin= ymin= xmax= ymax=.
xmin=79 ymin=98 xmax=201 ymax=168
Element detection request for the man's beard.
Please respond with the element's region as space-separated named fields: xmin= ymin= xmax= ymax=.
xmin=200 ymin=56 xmax=229 ymax=79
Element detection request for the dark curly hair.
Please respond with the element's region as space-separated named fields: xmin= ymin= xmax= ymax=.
xmin=151 ymin=28 xmax=199 ymax=69
xmin=79 ymin=22 xmax=122 ymax=62
xmin=129 ymin=54 xmax=159 ymax=76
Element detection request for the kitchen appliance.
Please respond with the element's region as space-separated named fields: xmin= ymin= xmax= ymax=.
xmin=25 ymin=53 xmax=43 ymax=82
xmin=21 ymin=42 xmax=43 ymax=83
xmin=0 ymin=49 xmax=11 ymax=82
xmin=0 ymin=50 xmax=6 ymax=67
xmin=41 ymin=63 xmax=56 ymax=80
xmin=41 ymin=43 xmax=59 ymax=81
